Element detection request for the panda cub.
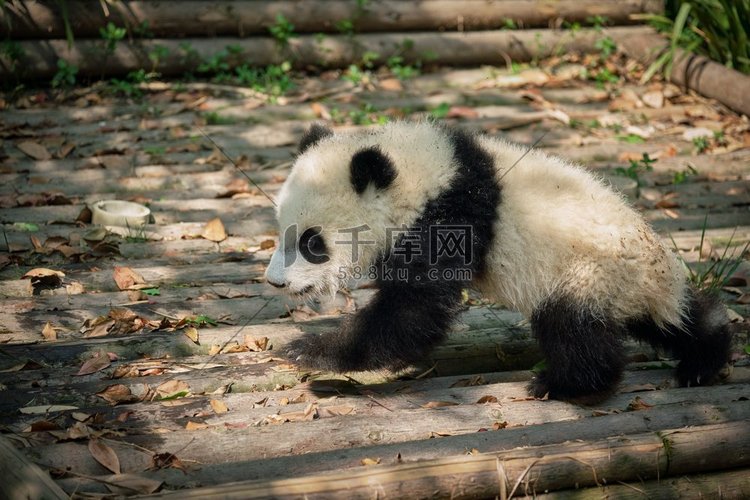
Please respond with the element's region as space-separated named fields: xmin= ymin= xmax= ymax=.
xmin=265 ymin=121 xmax=731 ymax=402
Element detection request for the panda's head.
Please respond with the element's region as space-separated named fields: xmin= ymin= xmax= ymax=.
xmin=264 ymin=124 xmax=403 ymax=298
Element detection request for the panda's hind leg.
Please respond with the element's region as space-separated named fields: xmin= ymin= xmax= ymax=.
xmin=628 ymin=287 xmax=731 ymax=387
xmin=528 ymin=295 xmax=625 ymax=404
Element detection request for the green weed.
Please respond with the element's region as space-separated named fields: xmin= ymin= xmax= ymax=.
xmin=100 ymin=22 xmax=126 ymax=55
xmin=672 ymin=165 xmax=698 ymax=184
xmin=269 ymin=14 xmax=296 ymax=47
xmin=51 ymin=59 xmax=78 ymax=88
xmin=614 ymin=153 xmax=656 ymax=185
xmin=672 ymin=215 xmax=750 ymax=291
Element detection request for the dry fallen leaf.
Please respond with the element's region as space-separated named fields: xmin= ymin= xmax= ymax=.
xmin=260 ymin=239 xmax=276 ymax=250
xmin=17 ymin=140 xmax=52 ymax=160
xmin=201 ymin=217 xmax=227 ymax=242
xmin=627 ymin=396 xmax=654 ymax=411
xmin=156 ymin=379 xmax=190 ymax=399
xmin=113 ymin=266 xmax=146 ymax=290
xmin=210 ymin=399 xmax=229 ymax=414
xmin=42 ymin=321 xmax=57 ymax=341
xmin=476 ymin=395 xmax=498 ymax=404
xmin=22 ymin=268 xmax=65 ymax=288
xmin=422 ymin=401 xmax=459 ymax=409
xmin=103 ymin=474 xmax=163 ymax=495
xmin=88 ymin=439 xmax=121 ymax=474
xmin=184 ymin=326 xmax=199 ymax=344
xmin=185 ymin=421 xmax=209 ymax=430
xmin=76 ymin=352 xmax=112 ymax=376
xmin=97 ymin=384 xmax=139 ymax=405
xmin=244 ymin=335 xmax=269 ymax=352
xmin=360 ymin=457 xmax=381 ymax=466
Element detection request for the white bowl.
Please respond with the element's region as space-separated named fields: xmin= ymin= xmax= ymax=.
xmin=90 ymin=200 xmax=151 ymax=228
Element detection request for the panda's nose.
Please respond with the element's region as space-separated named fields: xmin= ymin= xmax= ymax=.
xmin=266 ymin=277 xmax=286 ymax=288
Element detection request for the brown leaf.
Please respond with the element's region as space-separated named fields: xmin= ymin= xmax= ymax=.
xmin=310 ymin=101 xmax=332 ymax=119
xmin=17 ymin=141 xmax=52 ymax=160
xmin=320 ymin=405 xmax=355 ymax=417
xmin=476 ymin=395 xmax=498 ymax=404
xmin=446 ymin=106 xmax=479 ymax=119
xmin=450 ymin=376 xmax=486 ymax=388
xmin=201 ymin=217 xmax=227 ymax=242
xmin=76 ymin=352 xmax=112 ymax=376
xmin=113 ymin=266 xmax=146 ymax=290
xmin=655 ymin=197 xmax=680 ymax=209
xmin=57 ymin=142 xmax=76 ymax=159
xmin=422 ymin=401 xmax=459 ymax=409
xmin=103 ymin=474 xmax=163 ymax=495
xmin=42 ymin=321 xmax=57 ymax=341
xmin=150 ymin=452 xmax=186 ymax=471
xmin=82 ymin=318 xmax=115 ymax=338
xmin=492 ymin=421 xmax=508 ymax=430
xmin=626 ymin=396 xmax=654 ymax=411
xmin=379 ymin=78 xmax=403 ymax=92
xmin=260 ymin=239 xmax=276 ymax=250
xmin=184 ymin=326 xmax=199 ymax=344
xmin=22 ymin=267 xmax=65 ymax=288
xmin=88 ymin=439 xmax=121 ymax=474
xmin=244 ymin=335 xmax=269 ymax=352
xmin=360 ymin=457 xmax=381 ymax=466
xmin=210 ymin=399 xmax=229 ymax=414
xmin=156 ymin=379 xmax=190 ymax=399
xmin=185 ymin=421 xmax=209 ymax=430
xmin=97 ymin=384 xmax=138 ymax=405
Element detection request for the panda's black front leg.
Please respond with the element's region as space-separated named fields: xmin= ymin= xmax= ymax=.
xmin=282 ymin=280 xmax=463 ymax=372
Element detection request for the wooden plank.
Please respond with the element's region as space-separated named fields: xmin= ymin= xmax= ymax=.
xmin=0 ymin=434 xmax=68 ymax=500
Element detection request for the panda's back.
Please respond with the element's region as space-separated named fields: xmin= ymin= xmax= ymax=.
xmin=476 ymin=135 xmax=686 ymax=326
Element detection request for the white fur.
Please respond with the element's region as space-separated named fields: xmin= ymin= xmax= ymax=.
xmin=267 ymin=122 xmax=688 ymax=328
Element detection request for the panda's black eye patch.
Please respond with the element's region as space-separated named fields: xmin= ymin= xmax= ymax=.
xmin=299 ymin=227 xmax=329 ymax=264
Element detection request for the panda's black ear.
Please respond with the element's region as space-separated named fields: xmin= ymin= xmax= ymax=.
xmin=299 ymin=124 xmax=333 ymax=153
xmin=350 ymin=146 xmax=397 ymax=194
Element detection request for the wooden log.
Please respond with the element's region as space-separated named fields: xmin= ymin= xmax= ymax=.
xmin=538 ymin=468 xmax=750 ymax=499
xmin=0 ymin=1 xmax=665 ymax=39
xmin=0 ymin=434 xmax=69 ymax=500
xmin=1 ymin=26 xmax=656 ymax=80
xmin=134 ymin=420 xmax=750 ymax=498
xmin=52 ymin=399 xmax=750 ymax=493
xmin=613 ymin=31 xmax=750 ymax=117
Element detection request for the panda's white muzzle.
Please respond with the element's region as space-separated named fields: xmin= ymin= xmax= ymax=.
xmin=265 ymin=249 xmax=287 ymax=288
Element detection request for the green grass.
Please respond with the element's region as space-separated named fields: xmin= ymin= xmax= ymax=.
xmin=641 ymin=0 xmax=750 ymax=81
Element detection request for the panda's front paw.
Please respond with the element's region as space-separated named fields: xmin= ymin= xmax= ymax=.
xmin=279 ymin=334 xmax=349 ymax=372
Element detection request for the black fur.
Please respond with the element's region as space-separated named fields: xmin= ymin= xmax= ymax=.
xmin=299 ymin=124 xmax=333 ymax=154
xmin=529 ymin=286 xmax=732 ymax=404
xmin=283 ymin=127 xmax=502 ymax=371
xmin=350 ymin=146 xmax=398 ymax=194
xmin=627 ymin=287 xmax=731 ymax=387
xmin=528 ymin=296 xmax=626 ymax=404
